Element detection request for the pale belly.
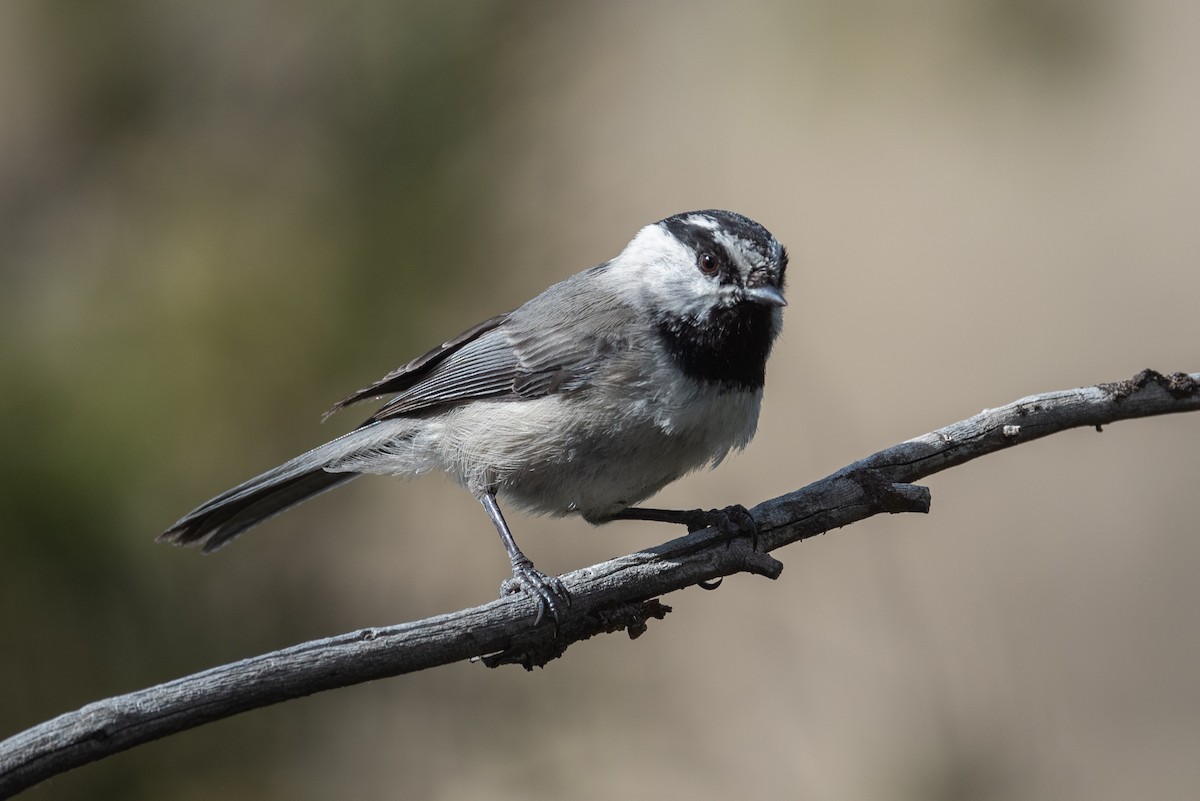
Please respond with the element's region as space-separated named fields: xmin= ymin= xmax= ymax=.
xmin=431 ymin=387 xmax=763 ymax=522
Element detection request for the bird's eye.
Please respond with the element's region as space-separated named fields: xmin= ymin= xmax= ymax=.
xmin=697 ymin=252 xmax=720 ymax=275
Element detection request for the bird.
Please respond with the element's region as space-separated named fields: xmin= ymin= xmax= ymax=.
xmin=159 ymin=209 xmax=788 ymax=625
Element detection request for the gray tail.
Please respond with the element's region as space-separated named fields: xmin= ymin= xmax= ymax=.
xmin=158 ymin=427 xmax=383 ymax=553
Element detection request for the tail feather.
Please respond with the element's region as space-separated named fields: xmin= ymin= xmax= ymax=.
xmin=158 ymin=424 xmax=392 ymax=552
xmin=160 ymin=470 xmax=356 ymax=552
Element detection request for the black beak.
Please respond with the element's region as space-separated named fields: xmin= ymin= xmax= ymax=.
xmin=743 ymin=284 xmax=787 ymax=307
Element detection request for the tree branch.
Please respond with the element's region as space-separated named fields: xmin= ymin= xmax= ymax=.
xmin=2 ymin=368 xmax=1197 ymax=798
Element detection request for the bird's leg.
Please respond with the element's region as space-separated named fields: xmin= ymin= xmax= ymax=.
xmin=479 ymin=491 xmax=570 ymax=627
xmin=613 ymin=505 xmax=759 ymax=545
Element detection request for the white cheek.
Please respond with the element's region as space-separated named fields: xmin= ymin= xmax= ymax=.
xmin=642 ymin=270 xmax=719 ymax=320
xmin=607 ymin=225 xmax=720 ymax=316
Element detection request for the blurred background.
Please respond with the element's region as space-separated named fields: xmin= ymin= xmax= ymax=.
xmin=2 ymin=1 xmax=1198 ymax=799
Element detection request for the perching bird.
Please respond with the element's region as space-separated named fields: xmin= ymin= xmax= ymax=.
xmin=159 ymin=209 xmax=788 ymax=624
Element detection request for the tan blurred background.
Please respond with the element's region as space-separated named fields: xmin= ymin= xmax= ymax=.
xmin=2 ymin=1 xmax=1198 ymax=799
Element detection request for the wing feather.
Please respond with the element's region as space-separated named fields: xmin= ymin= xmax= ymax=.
xmin=328 ymin=276 xmax=633 ymax=424
xmin=367 ymin=326 xmax=610 ymax=421
xmin=371 ymin=331 xmax=523 ymax=418
xmin=324 ymin=312 xmax=510 ymax=418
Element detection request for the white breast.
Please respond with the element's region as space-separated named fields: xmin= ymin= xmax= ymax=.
xmin=416 ymin=376 xmax=763 ymax=523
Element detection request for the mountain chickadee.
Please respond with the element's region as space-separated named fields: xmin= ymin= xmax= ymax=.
xmin=160 ymin=209 xmax=788 ymax=624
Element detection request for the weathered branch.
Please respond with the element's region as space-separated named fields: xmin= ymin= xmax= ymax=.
xmin=2 ymin=369 xmax=1197 ymax=797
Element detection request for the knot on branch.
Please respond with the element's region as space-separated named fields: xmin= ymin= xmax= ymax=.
xmin=1099 ymin=368 xmax=1199 ymax=401
xmin=478 ymin=599 xmax=672 ymax=670
xmin=854 ymin=470 xmax=932 ymax=515
xmin=698 ymin=527 xmax=786 ymax=578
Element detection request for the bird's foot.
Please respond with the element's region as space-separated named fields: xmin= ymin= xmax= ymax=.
xmin=683 ymin=504 xmax=759 ymax=544
xmin=501 ymin=558 xmax=571 ymax=628
xmin=691 ymin=505 xmax=759 ymax=590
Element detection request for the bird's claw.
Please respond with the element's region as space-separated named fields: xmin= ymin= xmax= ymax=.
xmin=686 ymin=504 xmax=760 ymax=549
xmin=687 ymin=505 xmax=758 ymax=592
xmin=501 ymin=559 xmax=571 ymax=627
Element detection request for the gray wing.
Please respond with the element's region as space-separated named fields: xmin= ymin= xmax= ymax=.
xmin=324 ymin=312 xmax=511 ymax=418
xmin=330 ymin=265 xmax=631 ymax=423
xmin=366 ymin=324 xmax=610 ymax=422
xmin=330 ymin=315 xmax=623 ymax=426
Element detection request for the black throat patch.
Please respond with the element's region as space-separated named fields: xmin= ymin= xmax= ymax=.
xmin=656 ymin=304 xmax=778 ymax=390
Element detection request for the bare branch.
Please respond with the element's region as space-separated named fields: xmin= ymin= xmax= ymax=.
xmin=2 ymin=369 xmax=1196 ymax=798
